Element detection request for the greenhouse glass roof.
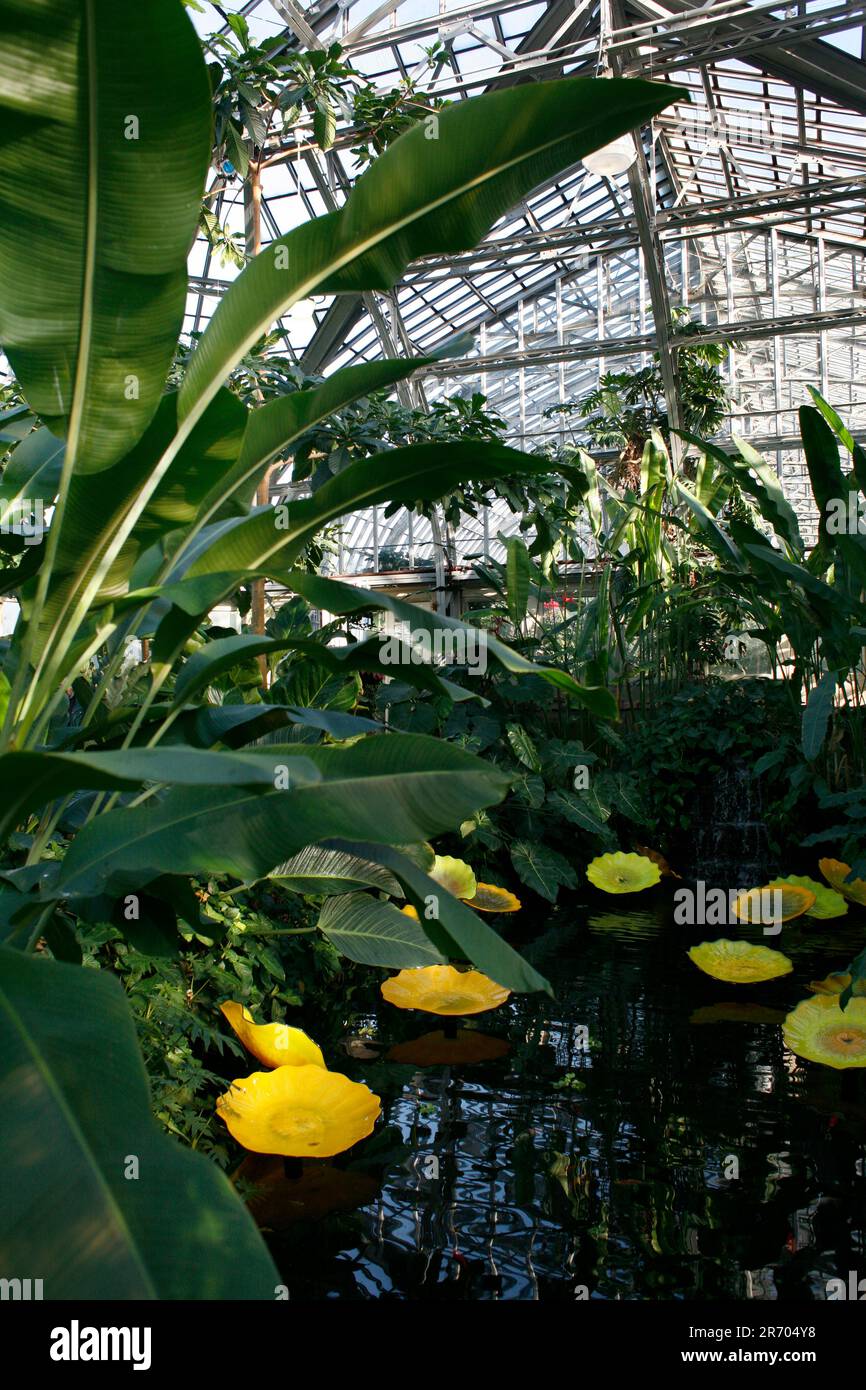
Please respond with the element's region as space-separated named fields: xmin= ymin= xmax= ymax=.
xmin=185 ymin=0 xmax=866 ymax=575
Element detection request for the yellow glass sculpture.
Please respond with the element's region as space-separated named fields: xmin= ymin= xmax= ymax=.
xmin=217 ymin=1065 xmax=381 ymax=1156
xmin=586 ymin=851 xmax=661 ymax=894
xmin=819 ymin=858 xmax=866 ymax=907
xmin=731 ymin=882 xmax=815 ymax=923
xmin=220 ymin=1001 xmax=325 ymax=1070
xmin=429 ymin=854 xmax=477 ymax=899
xmin=381 ymin=964 xmax=510 ymax=1015
xmin=687 ymin=939 xmax=793 ymax=983
xmin=783 ymin=995 xmax=866 ymax=1069
xmin=464 ymin=883 xmax=522 ymax=913
xmin=774 ymin=874 xmax=847 ymax=920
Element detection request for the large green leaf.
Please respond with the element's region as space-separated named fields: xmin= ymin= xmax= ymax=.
xmin=0 ymin=0 xmax=212 ymax=471
xmin=505 ymin=536 xmax=532 ymax=626
xmin=676 ymin=478 xmax=742 ymax=565
xmin=807 ymin=386 xmax=866 ymax=493
xmin=317 ymin=891 xmax=445 ymax=968
xmin=802 ymin=669 xmax=838 ymax=761
xmin=284 ymin=570 xmax=617 ymax=716
xmin=56 ymin=735 xmax=511 ymax=896
xmin=800 ymin=404 xmax=866 ymax=586
xmin=0 ymin=744 xmax=324 ymax=841
xmin=173 ymin=703 xmax=384 ymax=749
xmin=170 ymin=630 xmax=477 ymax=707
xmin=269 ymin=845 xmax=401 ymax=896
xmin=29 ymin=390 xmax=247 ymax=658
xmin=272 ymin=660 xmax=360 ymax=713
xmin=678 ymin=432 xmax=802 ymax=556
xmin=510 ymin=840 xmax=578 ymax=903
xmin=0 ymin=427 xmax=64 ymax=531
xmin=186 ymin=441 xmax=561 ymax=580
xmin=193 ymin=345 xmax=469 ymax=524
xmin=0 ymin=947 xmax=279 ymax=1298
xmin=180 ymin=76 xmax=683 ymax=429
xmin=324 ymin=839 xmax=551 ymax=995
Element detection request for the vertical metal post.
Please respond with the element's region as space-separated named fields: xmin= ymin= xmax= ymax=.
xmin=770 ymin=227 xmax=782 ymax=450
xmin=596 ymin=257 xmax=605 ymax=379
xmin=817 ymin=234 xmax=829 ymax=400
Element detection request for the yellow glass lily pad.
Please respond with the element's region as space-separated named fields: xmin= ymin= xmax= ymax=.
xmin=774 ymin=874 xmax=847 ymax=920
xmin=688 ymin=939 xmax=793 ymax=983
xmin=783 ymin=995 xmax=866 ymax=1069
xmin=429 ymin=855 xmax=477 ymax=899
xmin=216 ymin=1065 xmax=380 ymax=1156
xmin=808 ymin=972 xmax=866 ymax=998
xmin=463 ymin=882 xmax=522 ymax=913
xmin=586 ymin=851 xmax=661 ymax=894
xmin=220 ymin=1001 xmax=325 ymax=1071
xmin=381 ymin=964 xmax=510 ymax=1015
xmin=819 ymin=858 xmax=866 ymax=907
xmin=731 ymin=882 xmax=815 ymax=923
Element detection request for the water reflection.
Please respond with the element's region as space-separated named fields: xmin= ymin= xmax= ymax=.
xmin=264 ymin=902 xmax=866 ymax=1300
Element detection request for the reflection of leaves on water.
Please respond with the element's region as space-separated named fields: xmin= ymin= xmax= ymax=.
xmin=588 ymin=911 xmax=660 ymax=939
xmin=521 ymin=918 xmax=581 ymax=965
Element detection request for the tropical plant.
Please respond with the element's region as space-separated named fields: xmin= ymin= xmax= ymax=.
xmin=0 ymin=0 xmax=681 ymax=1297
xmin=554 ymin=309 xmax=732 ymax=471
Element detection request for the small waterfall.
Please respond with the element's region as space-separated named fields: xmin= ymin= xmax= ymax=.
xmin=685 ymin=761 xmax=771 ymax=888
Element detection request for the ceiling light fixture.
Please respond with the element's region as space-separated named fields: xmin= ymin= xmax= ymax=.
xmin=581 ymin=0 xmax=638 ymax=179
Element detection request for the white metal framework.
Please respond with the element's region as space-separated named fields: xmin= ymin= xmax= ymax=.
xmin=186 ymin=1 xmax=866 ymax=578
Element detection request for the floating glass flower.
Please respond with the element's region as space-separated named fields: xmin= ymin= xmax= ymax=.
xmin=774 ymin=874 xmax=847 ymax=920
xmin=783 ymin=995 xmax=866 ymax=1069
xmin=429 ymin=854 xmax=477 ymax=900
xmin=381 ymin=964 xmax=510 ymax=1015
xmin=819 ymin=858 xmax=866 ymax=907
xmin=688 ymin=939 xmax=793 ymax=983
xmin=807 ymin=972 xmax=866 ymax=998
xmin=216 ymin=1065 xmax=381 ymax=1157
xmin=464 ymin=882 xmax=522 ymax=913
xmin=220 ymin=1001 xmax=325 ymax=1070
xmin=731 ymin=881 xmax=815 ymax=923
xmin=400 ymin=854 xmax=519 ymax=914
xmin=586 ymin=851 xmax=661 ymax=894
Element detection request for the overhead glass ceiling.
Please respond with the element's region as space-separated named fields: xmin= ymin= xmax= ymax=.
xmin=186 ymin=1 xmax=866 ymax=577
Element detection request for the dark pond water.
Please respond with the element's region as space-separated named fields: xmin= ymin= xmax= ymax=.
xmin=260 ymin=899 xmax=866 ymax=1301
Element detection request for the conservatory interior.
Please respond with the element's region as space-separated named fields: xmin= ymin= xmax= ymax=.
xmin=1 ymin=0 xmax=866 ymax=1309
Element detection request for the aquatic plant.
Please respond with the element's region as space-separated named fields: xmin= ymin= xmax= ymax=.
xmin=687 ymin=939 xmax=793 ymax=984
